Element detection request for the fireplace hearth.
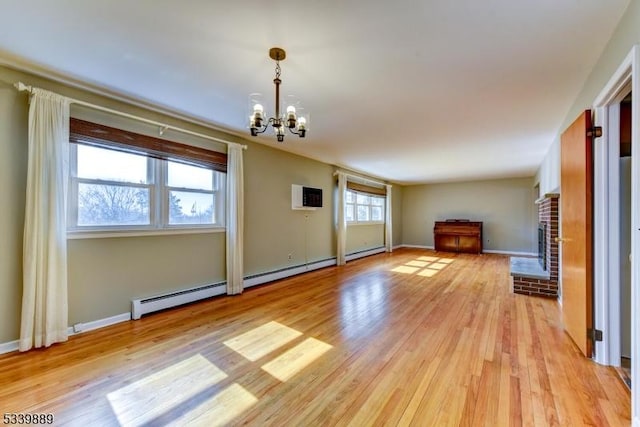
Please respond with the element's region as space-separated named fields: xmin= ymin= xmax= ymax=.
xmin=510 ymin=194 xmax=559 ymax=297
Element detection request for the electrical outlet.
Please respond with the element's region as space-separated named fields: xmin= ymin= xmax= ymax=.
xmin=288 ymin=253 xmax=293 ymax=260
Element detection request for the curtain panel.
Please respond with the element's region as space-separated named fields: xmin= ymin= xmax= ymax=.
xmin=385 ymin=184 xmax=393 ymax=252
xmin=336 ymin=173 xmax=347 ymax=265
xmin=226 ymin=143 xmax=244 ymax=294
xmin=20 ymin=89 xmax=71 ymax=351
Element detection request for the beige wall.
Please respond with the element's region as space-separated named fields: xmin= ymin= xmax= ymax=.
xmin=244 ymin=142 xmax=336 ymax=275
xmin=346 ymin=224 xmax=385 ymax=254
xmin=0 ymin=77 xmax=28 ymax=343
xmin=68 ymin=233 xmax=225 ymax=325
xmin=402 ymin=177 xmax=537 ymax=253
xmin=537 ymin=0 xmax=640 ymax=193
xmin=392 ymin=185 xmax=404 ymax=248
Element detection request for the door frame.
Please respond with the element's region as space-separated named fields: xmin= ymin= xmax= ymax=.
xmin=592 ymin=44 xmax=639 ymax=422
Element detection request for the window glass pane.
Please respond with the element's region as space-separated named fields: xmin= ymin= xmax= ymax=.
xmin=167 ymin=161 xmax=213 ymax=190
xmin=371 ymin=206 xmax=383 ymax=221
xmin=78 ymin=183 xmax=149 ymax=225
xmin=345 ymin=204 xmax=355 ymax=222
xmin=357 ymin=205 xmax=369 ymax=221
xmin=77 ymin=145 xmax=148 ymax=183
xmin=356 ymin=194 xmax=370 ymax=205
xmin=371 ymin=196 xmax=385 ymax=206
xmin=345 ymin=191 xmax=355 ymax=203
xmin=169 ymin=191 xmax=215 ymax=224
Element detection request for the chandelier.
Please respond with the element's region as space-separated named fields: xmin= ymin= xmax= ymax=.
xmin=249 ymin=47 xmax=308 ymax=142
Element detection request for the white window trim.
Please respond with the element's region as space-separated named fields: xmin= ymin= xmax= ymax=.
xmin=345 ymin=189 xmax=386 ymax=225
xmin=67 ymin=226 xmax=225 ymax=240
xmin=68 ymin=143 xmax=225 ymax=236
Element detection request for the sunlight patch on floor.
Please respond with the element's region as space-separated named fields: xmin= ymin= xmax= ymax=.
xmin=166 ymin=383 xmax=258 ymax=427
xmin=405 ymin=260 xmax=429 ymax=267
xmin=107 ymin=354 xmax=228 ymax=426
xmin=390 ymin=256 xmax=455 ymax=278
xmin=417 ymin=269 xmax=438 ymax=277
xmin=391 ymin=265 xmax=421 ymax=274
xmin=417 ymin=256 xmax=439 ymax=262
xmin=262 ymin=337 xmax=333 ymax=382
xmin=223 ymin=321 xmax=302 ymax=361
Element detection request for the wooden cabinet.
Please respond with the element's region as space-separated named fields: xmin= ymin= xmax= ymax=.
xmin=434 ymin=220 xmax=483 ymax=254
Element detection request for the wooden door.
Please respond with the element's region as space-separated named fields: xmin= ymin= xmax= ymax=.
xmin=560 ymin=110 xmax=594 ymax=357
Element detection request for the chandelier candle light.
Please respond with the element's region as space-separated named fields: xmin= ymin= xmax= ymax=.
xmin=249 ymin=47 xmax=308 ymax=142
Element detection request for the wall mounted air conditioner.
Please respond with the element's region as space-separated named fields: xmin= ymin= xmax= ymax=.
xmin=291 ymin=184 xmax=322 ymax=210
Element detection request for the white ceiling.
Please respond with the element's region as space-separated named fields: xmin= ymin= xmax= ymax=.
xmin=0 ymin=0 xmax=631 ymax=184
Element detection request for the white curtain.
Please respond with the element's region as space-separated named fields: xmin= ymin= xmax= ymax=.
xmin=226 ymin=143 xmax=244 ymax=295
xmin=385 ymin=184 xmax=393 ymax=252
xmin=20 ymin=89 xmax=71 ymax=352
xmin=336 ymin=172 xmax=347 ymax=265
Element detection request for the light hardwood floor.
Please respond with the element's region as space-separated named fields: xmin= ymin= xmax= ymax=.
xmin=0 ymin=249 xmax=631 ymax=426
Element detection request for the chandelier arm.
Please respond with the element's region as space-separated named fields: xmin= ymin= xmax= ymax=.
xmin=252 ymin=123 xmax=270 ymax=135
xmin=288 ymin=126 xmax=306 ymax=138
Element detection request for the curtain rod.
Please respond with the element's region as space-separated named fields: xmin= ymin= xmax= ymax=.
xmin=333 ymin=170 xmax=391 ymax=187
xmin=14 ymin=82 xmax=247 ymax=150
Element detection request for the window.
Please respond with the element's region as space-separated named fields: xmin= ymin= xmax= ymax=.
xmin=68 ymin=118 xmax=227 ymax=233
xmin=345 ymin=189 xmax=385 ymax=224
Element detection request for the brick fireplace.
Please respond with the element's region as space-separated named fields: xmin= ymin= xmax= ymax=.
xmin=510 ymin=193 xmax=559 ymax=297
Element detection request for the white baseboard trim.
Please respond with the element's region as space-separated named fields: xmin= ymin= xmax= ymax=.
xmin=398 ymin=244 xmax=435 ymax=250
xmin=0 ymin=312 xmax=132 ymax=355
xmin=0 ymin=340 xmax=19 ymax=355
xmin=69 ymin=312 xmax=131 ymax=334
xmin=244 ymin=258 xmax=337 ymax=288
xmin=346 ymin=247 xmax=386 ymax=261
xmin=484 ymin=250 xmax=537 ymax=257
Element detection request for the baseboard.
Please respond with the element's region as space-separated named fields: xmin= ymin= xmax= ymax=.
xmin=484 ymin=250 xmax=537 ymax=257
xmin=70 ymin=312 xmax=131 ymax=334
xmin=345 ymin=247 xmax=386 ymax=261
xmin=244 ymin=258 xmax=337 ymax=288
xmin=0 ymin=340 xmax=19 ymax=355
xmin=398 ymin=244 xmax=435 ymax=250
xmin=0 ymin=312 xmax=131 ymax=355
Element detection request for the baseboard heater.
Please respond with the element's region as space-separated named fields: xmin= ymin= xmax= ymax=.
xmin=131 ymin=281 xmax=226 ymax=320
xmin=244 ymin=257 xmax=337 ymax=287
xmin=345 ymin=246 xmax=386 ymax=261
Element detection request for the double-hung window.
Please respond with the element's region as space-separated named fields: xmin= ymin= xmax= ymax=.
xmin=345 ymin=182 xmax=386 ymax=225
xmin=68 ymin=118 xmax=227 ymax=234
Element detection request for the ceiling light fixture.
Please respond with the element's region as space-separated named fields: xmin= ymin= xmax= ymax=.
xmin=249 ymin=47 xmax=308 ymax=142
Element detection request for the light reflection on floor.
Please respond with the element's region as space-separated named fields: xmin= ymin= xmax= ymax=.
xmin=339 ymin=279 xmax=387 ymax=339
xmin=391 ymin=256 xmax=455 ymax=277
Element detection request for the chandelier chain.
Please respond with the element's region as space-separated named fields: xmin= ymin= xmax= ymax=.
xmin=275 ymin=61 xmax=281 ymax=79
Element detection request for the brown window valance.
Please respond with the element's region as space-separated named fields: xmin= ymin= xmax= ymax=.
xmin=69 ymin=118 xmax=227 ymax=172
xmin=346 ymin=181 xmax=386 ymax=196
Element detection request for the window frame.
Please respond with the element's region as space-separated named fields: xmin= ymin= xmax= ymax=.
xmin=67 ymin=118 xmax=227 ymax=237
xmin=345 ymin=189 xmax=386 ymax=225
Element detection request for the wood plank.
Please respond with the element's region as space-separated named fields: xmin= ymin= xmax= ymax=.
xmin=0 ymin=249 xmax=629 ymax=425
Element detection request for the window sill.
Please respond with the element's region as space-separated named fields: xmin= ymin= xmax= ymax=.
xmin=347 ymin=221 xmax=385 ymax=226
xmin=67 ymin=227 xmax=225 ymax=239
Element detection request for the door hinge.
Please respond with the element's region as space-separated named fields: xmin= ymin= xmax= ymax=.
xmin=588 ymin=328 xmax=603 ymax=342
xmin=587 ymin=126 xmax=603 ymax=138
